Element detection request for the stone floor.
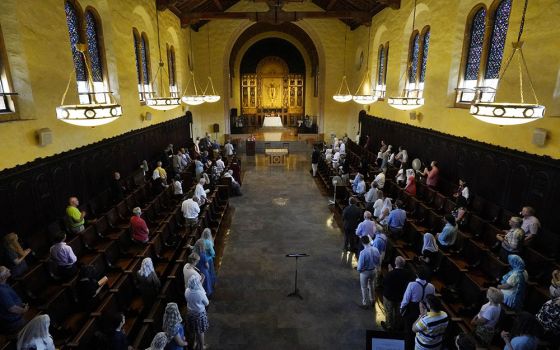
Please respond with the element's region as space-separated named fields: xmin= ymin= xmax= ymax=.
xmin=207 ymin=153 xmax=381 ymax=350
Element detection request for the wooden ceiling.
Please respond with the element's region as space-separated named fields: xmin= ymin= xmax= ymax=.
xmin=157 ymin=0 xmax=400 ymax=30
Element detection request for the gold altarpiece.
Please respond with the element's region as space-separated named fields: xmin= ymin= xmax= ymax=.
xmin=241 ymin=56 xmax=304 ymax=127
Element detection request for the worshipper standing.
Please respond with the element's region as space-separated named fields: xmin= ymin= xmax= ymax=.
xmin=172 ymin=150 xmax=186 ymax=175
xmin=519 ymin=206 xmax=540 ymax=241
xmin=381 ymin=256 xmax=415 ymax=331
xmin=66 ymin=196 xmax=86 ymax=233
xmin=195 ymin=178 xmax=210 ymax=205
xmin=436 ymin=215 xmax=458 ymax=250
xmin=136 ymin=257 xmax=161 ymax=306
xmin=357 ymin=236 xmax=381 ymax=309
xmin=395 ymin=146 xmax=409 ymax=166
xmin=452 ymin=204 xmax=468 ymax=231
xmin=373 ymin=170 xmax=386 ymax=189
xmin=76 ymin=265 xmax=107 ymax=308
xmin=130 ymin=207 xmax=149 ymax=244
xmin=387 ymin=200 xmax=406 ymax=238
xmin=378 ymin=197 xmax=393 ymax=226
xmin=152 ymin=161 xmax=169 ymax=195
xmin=400 ymin=267 xmax=436 ymax=348
xmin=500 ymin=312 xmax=540 ymax=350
xmin=194 ymin=158 xmax=204 ymax=181
xmin=412 ymin=295 xmax=449 ymax=350
xmin=49 ymin=231 xmax=77 ymax=280
xmin=355 ymin=211 xmax=376 ymax=252
xmin=224 ymin=170 xmax=242 ymax=196
xmin=498 ymin=254 xmax=528 ymax=311
xmin=359 ymin=154 xmax=369 ymax=179
xmin=2 ymin=232 xmax=31 ymax=278
xmin=215 ymin=156 xmax=225 ymax=174
xmin=311 ymin=146 xmax=320 ymax=177
xmin=183 ymin=252 xmax=204 ymax=290
xmin=201 ymin=229 xmax=216 ymax=287
xmin=185 ymin=275 xmax=210 ymax=350
xmin=173 ymin=175 xmax=183 ymax=198
xmin=193 ymin=239 xmax=213 ymax=296
xmin=372 ymin=229 xmax=387 ymax=266
xmin=380 ymin=145 xmax=392 ymax=170
xmin=364 ymin=182 xmax=378 ymax=212
xmin=404 ymin=169 xmax=416 ymax=196
xmin=224 ymin=140 xmax=234 ymax=158
xmin=181 ymin=195 xmax=200 ymax=229
xmin=104 ymin=312 xmax=130 ymax=350
xmin=17 ymin=315 xmax=55 ymax=350
xmin=147 ymin=332 xmax=168 ymax=350
xmin=110 ymin=171 xmax=126 ymax=203
xmin=453 ymin=179 xmax=469 ymax=204
xmin=422 ymin=161 xmax=440 ymax=189
xmin=495 ymin=217 xmax=525 ymax=262
xmin=372 ymin=190 xmax=385 ymax=219
xmin=351 ymin=173 xmax=366 ymax=196
xmin=471 ymin=287 xmax=503 ymax=346
xmin=418 ymin=233 xmax=439 ymax=271
xmin=342 ymin=197 xmax=363 ymax=252
xmin=0 ymin=266 xmax=28 ymax=333
xmin=162 ymin=302 xmax=188 ymax=349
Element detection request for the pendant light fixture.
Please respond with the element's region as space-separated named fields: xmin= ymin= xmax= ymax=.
xmin=145 ymin=2 xmax=181 ymax=111
xmin=388 ymin=0 xmax=424 ymax=111
xmin=181 ymin=28 xmax=206 ymax=106
xmin=202 ymin=23 xmax=220 ymax=103
xmin=470 ymin=0 xmax=544 ymax=125
xmin=56 ymin=44 xmax=122 ymax=126
xmin=352 ymin=25 xmax=378 ymax=105
xmin=333 ymin=25 xmax=352 ymax=103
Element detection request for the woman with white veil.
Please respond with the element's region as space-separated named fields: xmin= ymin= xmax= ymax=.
xmin=17 ymin=315 xmax=55 ymax=350
xmin=185 ymin=275 xmax=210 ymax=350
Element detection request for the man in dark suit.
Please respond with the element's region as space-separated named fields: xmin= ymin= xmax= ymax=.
xmin=342 ymin=196 xmax=363 ymax=251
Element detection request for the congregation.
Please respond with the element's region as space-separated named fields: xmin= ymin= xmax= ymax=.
xmin=0 ymin=134 xmax=241 ymax=350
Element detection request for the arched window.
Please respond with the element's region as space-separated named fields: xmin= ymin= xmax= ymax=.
xmin=0 ymin=24 xmax=16 ymax=114
xmin=376 ymin=43 xmax=389 ymax=98
xmin=167 ymin=45 xmax=178 ymax=97
xmin=132 ymin=29 xmax=152 ymax=101
xmin=406 ymin=26 xmax=430 ymax=96
xmin=456 ymin=0 xmax=512 ymax=104
xmin=64 ymin=1 xmax=108 ymax=104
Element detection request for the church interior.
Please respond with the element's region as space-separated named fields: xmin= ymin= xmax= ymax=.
xmin=1 ymin=0 xmax=559 ymax=349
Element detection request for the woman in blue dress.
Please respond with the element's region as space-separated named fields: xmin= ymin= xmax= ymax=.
xmin=194 ymin=239 xmax=213 ymax=296
xmin=201 ymin=229 xmax=216 ymax=286
xmin=162 ymin=302 xmax=188 ymax=350
xmin=498 ymin=255 xmax=528 ymax=310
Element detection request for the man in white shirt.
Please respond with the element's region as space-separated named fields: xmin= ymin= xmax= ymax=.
xmin=339 ymin=141 xmax=346 ymax=155
xmin=374 ymin=170 xmax=386 ymax=189
xmin=195 ymin=178 xmax=210 ymax=204
xmin=520 ymin=206 xmax=540 ymax=241
xmin=173 ymin=175 xmax=183 ymax=197
xmin=181 ymin=195 xmax=200 ymax=228
xmin=215 ymin=156 xmax=225 ymax=173
xmin=224 ymin=141 xmax=234 ymax=157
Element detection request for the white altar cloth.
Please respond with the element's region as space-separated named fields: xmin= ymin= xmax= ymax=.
xmin=262 ymin=116 xmax=283 ymax=127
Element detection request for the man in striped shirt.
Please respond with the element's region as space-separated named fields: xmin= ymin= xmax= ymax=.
xmin=412 ymin=295 xmax=449 ymax=350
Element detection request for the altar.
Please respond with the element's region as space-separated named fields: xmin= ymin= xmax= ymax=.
xmin=264 ymin=148 xmax=289 ymax=165
xmin=262 ymin=114 xmax=283 ymax=127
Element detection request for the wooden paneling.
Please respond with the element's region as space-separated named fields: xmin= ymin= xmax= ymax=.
xmin=359 ymin=111 xmax=560 ymax=228
xmin=0 ymin=113 xmax=192 ymax=237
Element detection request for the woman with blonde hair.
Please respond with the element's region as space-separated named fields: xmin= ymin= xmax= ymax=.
xmin=136 ymin=257 xmax=161 ymax=305
xmin=17 ymin=314 xmax=55 ymax=350
xmin=471 ymin=287 xmax=504 ymax=345
xmin=162 ymin=302 xmax=188 ymax=349
xmin=146 ymin=332 xmax=168 ymax=350
xmin=2 ymin=233 xmax=31 ymax=277
xmin=193 ymin=239 xmax=213 ymax=296
xmin=185 ymin=275 xmax=210 ymax=350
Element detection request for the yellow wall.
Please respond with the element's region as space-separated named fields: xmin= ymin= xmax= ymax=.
xmin=363 ymin=0 xmax=560 ymax=159
xmin=0 ymin=0 xmax=190 ymax=171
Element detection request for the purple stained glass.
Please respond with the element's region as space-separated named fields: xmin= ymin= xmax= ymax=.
xmin=465 ymin=8 xmax=486 ymax=81
xmin=408 ymin=33 xmax=420 ymax=83
xmin=420 ymin=30 xmax=430 ymax=83
xmin=64 ymin=1 xmax=86 ymax=82
xmin=485 ymin=0 xmax=512 ymax=79
xmin=85 ymin=11 xmax=103 ymax=82
xmin=141 ymin=35 xmax=150 ymax=83
xmin=133 ymin=32 xmax=142 ymax=84
xmin=377 ymin=45 xmax=385 ymax=85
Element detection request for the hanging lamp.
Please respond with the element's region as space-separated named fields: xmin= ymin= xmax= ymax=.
xmin=388 ymin=0 xmax=424 ymax=111
xmin=352 ymin=25 xmax=378 ymax=105
xmin=470 ymin=0 xmax=544 ymax=125
xmin=56 ymin=44 xmax=122 ymax=126
xmin=333 ymin=26 xmax=352 ymax=102
xmin=181 ymin=29 xmax=206 ymax=106
xmin=145 ymin=2 xmax=181 ymax=111
xmin=202 ymin=23 xmax=221 ymax=103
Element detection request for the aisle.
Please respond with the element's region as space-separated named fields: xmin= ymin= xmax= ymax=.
xmin=207 ymin=153 xmax=377 ymax=349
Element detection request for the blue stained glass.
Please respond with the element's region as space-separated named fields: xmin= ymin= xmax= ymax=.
xmin=408 ymin=33 xmax=419 ymax=83
xmin=85 ymin=11 xmax=103 ymax=82
xmin=64 ymin=1 xmax=86 ymax=81
xmin=465 ymin=8 xmax=486 ymax=81
xmin=141 ymin=35 xmax=150 ymax=83
xmin=133 ymin=32 xmax=142 ymax=84
xmin=485 ymin=0 xmax=512 ymax=79
xmin=420 ymin=30 xmax=430 ymax=83
xmin=377 ymin=45 xmax=385 ymax=85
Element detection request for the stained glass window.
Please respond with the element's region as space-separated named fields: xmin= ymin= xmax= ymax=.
xmin=133 ymin=30 xmax=143 ymax=85
xmin=85 ymin=10 xmax=103 ymax=82
xmin=485 ymin=0 xmax=512 ymax=79
xmin=64 ymin=1 xmax=86 ymax=82
xmin=377 ymin=45 xmax=385 ymax=86
xmin=168 ymin=46 xmax=176 ymax=87
xmin=419 ymin=30 xmax=430 ymax=83
xmin=465 ymin=8 xmax=486 ymax=81
xmin=141 ymin=35 xmax=150 ymax=84
xmin=408 ymin=33 xmax=419 ymax=83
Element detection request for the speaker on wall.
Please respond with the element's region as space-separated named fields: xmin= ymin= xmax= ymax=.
xmin=213 ymin=123 xmax=220 ymax=133
xmin=409 ymin=111 xmax=417 ymax=120
xmin=36 ymin=128 xmax=53 ymax=147
xmin=532 ymin=128 xmax=547 ymax=147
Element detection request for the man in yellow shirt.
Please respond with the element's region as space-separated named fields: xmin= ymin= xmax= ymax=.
xmin=66 ymin=197 xmax=86 ymax=233
xmin=153 ymin=161 xmax=168 ymax=182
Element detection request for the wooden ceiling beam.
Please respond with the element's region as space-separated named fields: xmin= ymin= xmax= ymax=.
xmin=326 ymin=0 xmax=338 ymax=10
xmin=212 ymin=0 xmax=223 ymax=11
